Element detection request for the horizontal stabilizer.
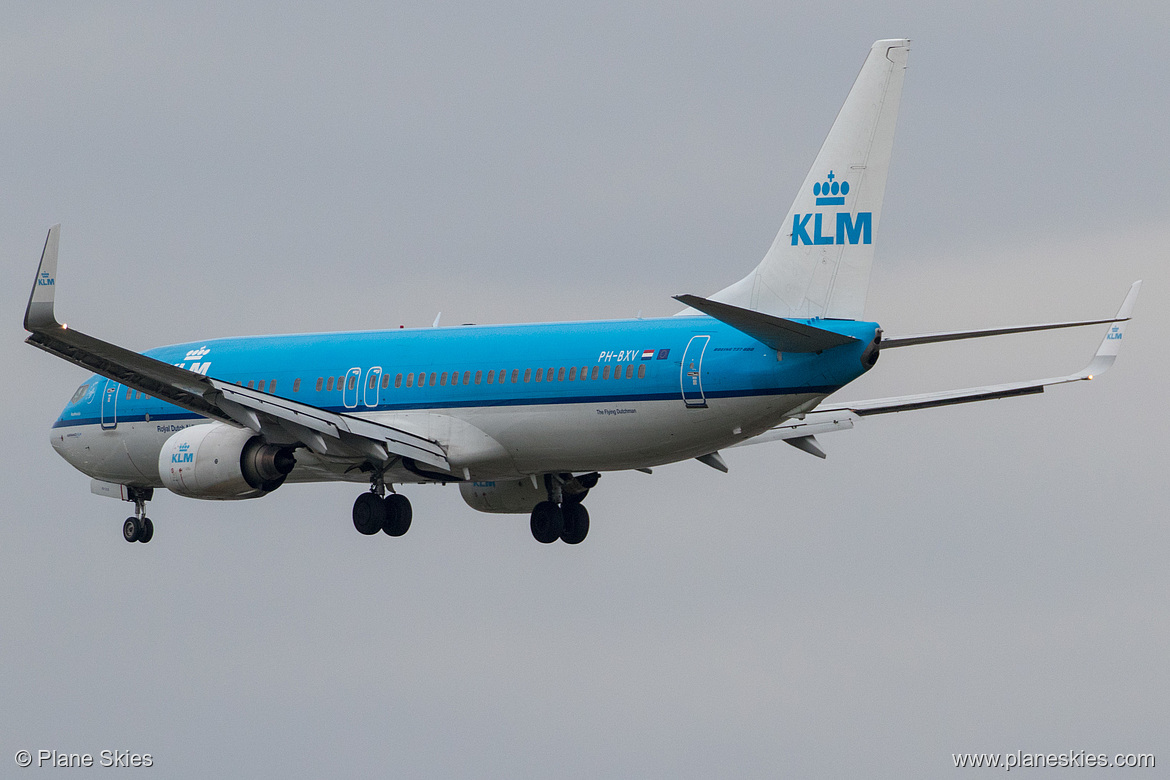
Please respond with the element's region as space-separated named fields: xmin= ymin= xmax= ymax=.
xmin=673 ymin=294 xmax=858 ymax=353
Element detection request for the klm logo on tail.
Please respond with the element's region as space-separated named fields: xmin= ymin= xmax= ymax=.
xmin=791 ymin=171 xmax=872 ymax=246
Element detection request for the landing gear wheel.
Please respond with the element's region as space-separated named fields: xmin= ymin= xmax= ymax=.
xmin=382 ymin=494 xmax=413 ymax=537
xmin=530 ymin=501 xmax=564 ymax=544
xmin=138 ymin=518 xmax=154 ymax=543
xmin=123 ymin=517 xmax=140 ymax=543
xmin=560 ymin=503 xmax=589 ymax=544
xmin=352 ymin=492 xmax=386 ymax=535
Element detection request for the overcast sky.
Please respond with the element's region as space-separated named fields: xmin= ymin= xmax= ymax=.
xmin=3 ymin=3 xmax=1168 ymax=777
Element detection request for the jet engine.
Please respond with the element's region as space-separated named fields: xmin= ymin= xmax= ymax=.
xmin=458 ymin=472 xmax=598 ymax=514
xmin=459 ymin=479 xmax=547 ymax=514
xmin=158 ymin=423 xmax=296 ymax=500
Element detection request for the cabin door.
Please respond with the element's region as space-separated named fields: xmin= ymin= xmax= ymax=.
xmin=100 ymin=379 xmax=119 ymax=429
xmin=680 ymin=335 xmax=711 ymax=408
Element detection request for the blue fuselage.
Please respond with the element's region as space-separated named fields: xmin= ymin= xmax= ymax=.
xmin=52 ymin=316 xmax=880 ymax=485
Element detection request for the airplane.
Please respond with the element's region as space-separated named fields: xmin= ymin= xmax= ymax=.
xmin=24 ymin=39 xmax=1139 ymax=546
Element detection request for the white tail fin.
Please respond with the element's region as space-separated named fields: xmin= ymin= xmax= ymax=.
xmin=710 ymin=39 xmax=909 ymax=320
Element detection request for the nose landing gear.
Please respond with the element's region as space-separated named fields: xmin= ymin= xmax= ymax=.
xmin=121 ymin=487 xmax=154 ymax=543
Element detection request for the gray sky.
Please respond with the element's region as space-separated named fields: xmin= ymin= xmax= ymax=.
xmin=3 ymin=3 xmax=1168 ymax=777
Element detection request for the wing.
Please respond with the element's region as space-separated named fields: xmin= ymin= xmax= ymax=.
xmin=24 ymin=226 xmax=451 ymax=473
xmin=737 ymin=281 xmax=1140 ymax=452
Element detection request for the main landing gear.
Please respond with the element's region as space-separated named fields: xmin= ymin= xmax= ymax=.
xmin=530 ymin=473 xmax=594 ymax=545
xmin=352 ymin=482 xmax=413 ymax=538
xmin=121 ymin=487 xmax=154 ymax=543
xmin=530 ymin=501 xmax=589 ymax=544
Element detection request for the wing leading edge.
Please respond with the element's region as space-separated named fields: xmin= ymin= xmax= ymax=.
xmin=738 ymin=281 xmax=1140 ymax=451
xmin=24 ymin=226 xmax=451 ymax=473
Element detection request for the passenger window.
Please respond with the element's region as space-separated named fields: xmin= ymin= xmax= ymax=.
xmin=512 ymin=369 xmax=520 ymax=383
xmin=497 ymin=369 xmax=505 ymax=383
xmin=637 ymin=364 xmax=646 ymax=379
xmin=257 ymin=380 xmax=266 ymax=392
xmin=369 ymin=374 xmax=377 ymax=390
xmin=591 ymin=366 xmax=599 ymax=380
xmin=125 ymin=386 xmax=133 ymax=400
xmin=568 ymin=367 xmax=576 ymax=380
xmin=548 ymin=367 xmax=555 ymax=380
xmin=429 ymin=372 xmax=437 ymax=387
xmin=395 ymin=373 xmax=403 ymax=388
xmin=534 ymin=368 xmax=543 ymax=382
xmin=270 ymin=380 xmax=277 ymax=393
xmin=475 ymin=370 xmax=482 ymax=385
xmin=485 ymin=370 xmax=493 ymax=385
xmin=440 ymin=372 xmax=448 ymax=386
xmin=450 ymin=371 xmax=459 ymax=386
xmin=294 ymin=378 xmax=302 ymax=392
xmin=406 ymin=373 xmax=414 ymax=388
xmin=347 ymin=376 xmax=356 ymax=391
xmin=557 ymin=367 xmax=565 ymax=381
xmin=382 ymin=374 xmax=390 ymax=389
xmin=613 ymin=365 xmax=622 ymax=380
xmin=602 ymin=366 xmax=610 ymax=380
xmin=625 ymin=365 xmax=633 ymax=379
xmin=523 ymin=368 xmax=532 ymax=383
xmin=316 ymin=378 xmax=323 ymax=392
xmin=247 ymin=380 xmax=255 ymax=389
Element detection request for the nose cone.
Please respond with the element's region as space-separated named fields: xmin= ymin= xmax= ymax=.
xmin=50 ymin=427 xmax=67 ymax=458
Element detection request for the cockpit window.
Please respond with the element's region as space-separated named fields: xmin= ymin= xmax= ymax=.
xmin=70 ymin=383 xmax=89 ymax=404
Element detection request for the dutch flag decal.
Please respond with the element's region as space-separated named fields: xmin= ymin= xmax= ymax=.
xmin=641 ymin=349 xmax=655 ymax=360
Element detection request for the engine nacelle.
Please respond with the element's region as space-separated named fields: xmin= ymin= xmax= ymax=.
xmin=159 ymin=424 xmax=296 ymax=500
xmin=459 ymin=479 xmax=546 ymax=514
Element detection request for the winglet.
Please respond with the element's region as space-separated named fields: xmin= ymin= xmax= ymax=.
xmin=1080 ymin=280 xmax=1141 ymax=380
xmin=25 ymin=224 xmax=61 ymax=332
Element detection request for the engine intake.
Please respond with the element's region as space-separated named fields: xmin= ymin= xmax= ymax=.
xmin=159 ymin=424 xmax=296 ymax=500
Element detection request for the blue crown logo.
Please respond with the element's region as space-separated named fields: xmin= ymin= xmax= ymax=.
xmin=178 ymin=442 xmax=190 ymax=452
xmin=813 ymin=170 xmax=849 ymax=206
